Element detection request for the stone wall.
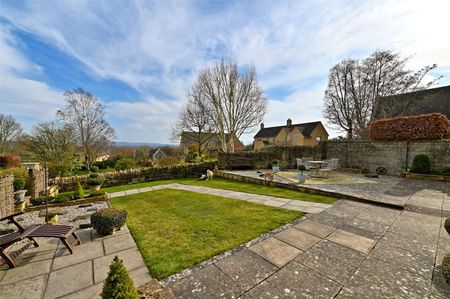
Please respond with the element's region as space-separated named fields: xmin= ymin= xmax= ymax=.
xmin=325 ymin=139 xmax=450 ymax=176
xmin=50 ymin=162 xmax=217 ymax=192
xmin=0 ymin=175 xmax=14 ymax=218
xmin=218 ymin=146 xmax=323 ymax=169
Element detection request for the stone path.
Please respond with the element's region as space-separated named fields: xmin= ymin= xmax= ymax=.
xmin=167 ymin=199 xmax=450 ymax=298
xmin=108 ymin=183 xmax=332 ymax=214
xmin=0 ymin=226 xmax=151 ymax=299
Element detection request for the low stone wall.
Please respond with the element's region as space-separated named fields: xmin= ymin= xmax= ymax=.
xmin=50 ymin=162 xmax=217 ymax=192
xmin=218 ymin=146 xmax=323 ymax=170
xmin=0 ymin=175 xmax=14 ymax=218
xmin=325 ymin=139 xmax=450 ymax=176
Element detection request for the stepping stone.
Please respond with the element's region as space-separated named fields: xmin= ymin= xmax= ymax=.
xmin=293 ymin=219 xmax=335 ymax=238
xmin=274 ymin=228 xmax=321 ymax=251
xmin=38 ymin=208 xmax=66 ymax=217
xmin=78 ymin=204 xmax=93 ymax=208
xmin=249 ymin=237 xmax=301 ymax=267
xmin=72 ymin=214 xmax=90 ymax=221
xmin=86 ymin=208 xmax=98 ymax=212
xmin=326 ymin=229 xmax=376 ymax=254
xmin=215 ymin=250 xmax=278 ymax=292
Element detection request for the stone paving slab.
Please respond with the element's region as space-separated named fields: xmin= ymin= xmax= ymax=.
xmin=215 ymin=250 xmax=277 ymax=292
xmin=293 ymin=219 xmax=336 ymax=238
xmin=170 ymin=265 xmax=242 ymax=299
xmin=326 ymin=229 xmax=376 ymax=254
xmin=239 ymin=281 xmax=286 ymax=299
xmin=0 ymin=274 xmax=47 ymax=298
xmin=274 ymin=228 xmax=321 ymax=251
xmin=249 ymin=237 xmax=302 ymax=267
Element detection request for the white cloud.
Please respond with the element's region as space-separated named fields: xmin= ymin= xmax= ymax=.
xmin=0 ymin=0 xmax=449 ymax=142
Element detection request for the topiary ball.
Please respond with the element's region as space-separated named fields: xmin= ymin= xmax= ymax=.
xmin=91 ymin=208 xmax=127 ymax=236
xmin=443 ymin=253 xmax=450 ymax=286
xmin=411 ymin=154 xmax=431 ymax=174
xmin=445 ymin=218 xmax=450 ymax=235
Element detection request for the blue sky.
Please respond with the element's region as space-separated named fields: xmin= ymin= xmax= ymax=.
xmin=1 ymin=0 xmax=449 ymax=144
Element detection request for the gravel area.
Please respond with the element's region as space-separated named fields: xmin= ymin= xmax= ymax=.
xmin=0 ymin=201 xmax=109 ymax=233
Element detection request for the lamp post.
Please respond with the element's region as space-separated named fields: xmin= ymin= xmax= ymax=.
xmin=43 ymin=161 xmax=49 ymax=224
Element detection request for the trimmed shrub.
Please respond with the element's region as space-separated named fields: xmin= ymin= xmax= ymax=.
xmin=411 ymin=154 xmax=431 ymax=174
xmin=52 ymin=195 xmax=71 ymax=203
xmin=368 ymin=113 xmax=449 ymax=141
xmin=297 ymin=164 xmax=306 ymax=173
xmin=88 ymin=190 xmax=106 ymax=198
xmin=90 ymin=165 xmax=99 ymax=173
xmin=443 ymin=253 xmax=450 ymax=286
xmin=13 ymin=177 xmax=26 ymax=191
xmin=445 ymin=218 xmax=450 ymax=235
xmin=30 ymin=196 xmax=54 ymax=206
xmin=87 ymin=178 xmax=104 ymax=186
xmin=73 ymin=182 xmax=85 ymax=199
xmin=0 ymin=154 xmax=21 ymax=168
xmin=271 ymin=159 xmax=280 ymax=166
xmin=91 ymin=208 xmax=127 ymax=236
xmin=101 ymin=256 xmax=139 ymax=299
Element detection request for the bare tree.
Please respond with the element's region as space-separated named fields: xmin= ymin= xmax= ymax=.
xmin=193 ymin=60 xmax=267 ymax=152
xmin=323 ymin=50 xmax=440 ymax=139
xmin=0 ymin=114 xmax=23 ymax=153
xmin=172 ymin=89 xmax=215 ymax=157
xmin=23 ymin=121 xmax=77 ymax=177
xmin=57 ymin=88 xmax=115 ymax=171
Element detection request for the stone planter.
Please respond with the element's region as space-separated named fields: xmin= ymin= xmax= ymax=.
xmin=13 ymin=190 xmax=27 ymax=203
xmin=272 ymin=166 xmax=280 ymax=173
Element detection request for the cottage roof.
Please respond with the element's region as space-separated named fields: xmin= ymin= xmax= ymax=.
xmin=254 ymin=121 xmax=324 ymax=138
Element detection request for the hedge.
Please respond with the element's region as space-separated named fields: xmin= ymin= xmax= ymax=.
xmin=0 ymin=154 xmax=21 ymax=168
xmin=368 ymin=113 xmax=449 ymax=141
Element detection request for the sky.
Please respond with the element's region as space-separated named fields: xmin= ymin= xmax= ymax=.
xmin=0 ymin=0 xmax=449 ymax=145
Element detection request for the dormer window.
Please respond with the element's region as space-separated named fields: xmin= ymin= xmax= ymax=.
xmin=316 ymin=136 xmax=321 ymax=142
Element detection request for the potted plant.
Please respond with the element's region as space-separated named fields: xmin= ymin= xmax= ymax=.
xmin=297 ymin=164 xmax=307 ymax=183
xmin=271 ymin=159 xmax=280 ymax=173
xmin=13 ymin=177 xmax=27 ymax=202
xmin=86 ymin=174 xmax=105 ymax=191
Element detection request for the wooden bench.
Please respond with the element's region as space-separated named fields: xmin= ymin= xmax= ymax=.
xmin=0 ymin=212 xmax=81 ymax=268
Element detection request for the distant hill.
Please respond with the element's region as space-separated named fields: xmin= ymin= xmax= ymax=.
xmin=114 ymin=141 xmax=177 ymax=148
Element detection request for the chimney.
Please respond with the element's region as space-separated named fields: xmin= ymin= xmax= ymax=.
xmin=260 ymin=123 xmax=264 ymax=130
xmin=287 ymin=118 xmax=292 ymax=127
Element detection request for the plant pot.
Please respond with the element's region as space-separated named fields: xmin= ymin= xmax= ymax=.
xmin=13 ymin=190 xmax=27 ymax=203
xmin=90 ymin=185 xmax=101 ymax=191
xmin=297 ymin=173 xmax=306 ymax=184
xmin=272 ymin=166 xmax=280 ymax=173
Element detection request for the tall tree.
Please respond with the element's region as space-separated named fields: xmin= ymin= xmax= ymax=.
xmin=323 ymin=50 xmax=440 ymax=139
xmin=0 ymin=114 xmax=23 ymax=153
xmin=172 ymin=89 xmax=215 ymax=157
xmin=194 ymin=60 xmax=267 ymax=152
xmin=57 ymin=88 xmax=115 ymax=171
xmin=24 ymin=121 xmax=77 ymax=177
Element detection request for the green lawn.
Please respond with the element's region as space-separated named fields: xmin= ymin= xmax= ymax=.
xmin=102 ymin=177 xmax=336 ymax=204
xmin=111 ymin=189 xmax=301 ymax=279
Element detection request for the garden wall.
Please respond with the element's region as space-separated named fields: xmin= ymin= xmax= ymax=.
xmin=50 ymin=162 xmax=217 ymax=192
xmin=0 ymin=175 xmax=14 ymax=218
xmin=325 ymin=139 xmax=450 ymax=176
xmin=218 ymin=146 xmax=323 ymax=170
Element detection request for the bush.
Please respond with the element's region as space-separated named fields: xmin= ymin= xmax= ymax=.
xmin=445 ymin=218 xmax=450 ymax=235
xmin=89 ymin=173 xmax=100 ymax=178
xmin=441 ymin=167 xmax=450 ymax=177
xmin=101 ymin=256 xmax=139 ymax=299
xmin=443 ymin=253 xmax=450 ymax=286
xmin=88 ymin=190 xmax=106 ymax=198
xmin=114 ymin=157 xmax=136 ymax=171
xmin=411 ymin=154 xmax=431 ymax=174
xmin=13 ymin=177 xmax=26 ymax=191
xmin=73 ymin=182 xmax=85 ymax=199
xmin=368 ymin=113 xmax=449 ymax=141
xmin=31 ymin=196 xmax=54 ymax=206
xmin=87 ymin=178 xmax=104 ymax=186
xmin=158 ymin=157 xmax=179 ymax=167
xmin=0 ymin=154 xmax=21 ymax=168
xmin=91 ymin=208 xmax=127 ymax=236
xmin=297 ymin=164 xmax=306 ymax=173
xmin=271 ymin=159 xmax=279 ymax=166
xmin=52 ymin=195 xmax=71 ymax=203
xmin=90 ymin=165 xmax=99 ymax=173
